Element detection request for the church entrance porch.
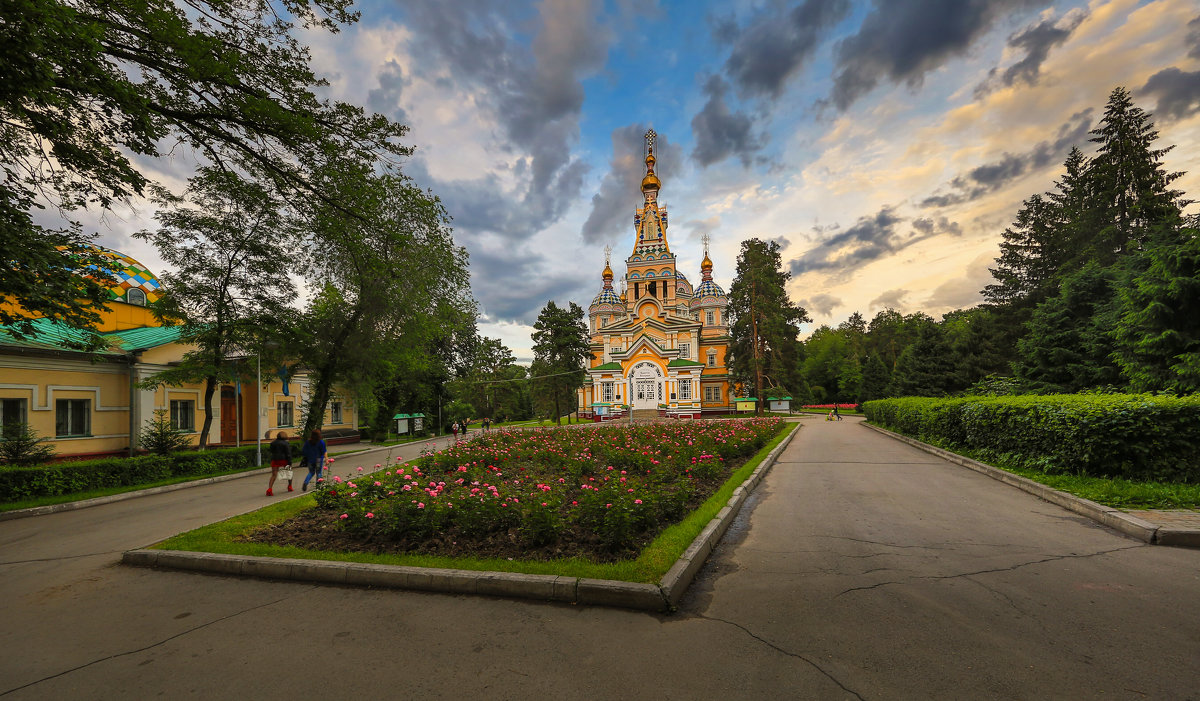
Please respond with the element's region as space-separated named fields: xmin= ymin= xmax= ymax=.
xmin=629 ymin=362 xmax=662 ymax=411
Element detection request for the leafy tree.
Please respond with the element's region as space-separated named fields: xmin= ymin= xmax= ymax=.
xmin=0 ymin=228 xmax=116 ymax=348
xmin=448 ymin=337 xmax=528 ymax=421
xmin=0 ymin=424 xmax=56 ymax=466
xmin=1014 ymin=263 xmax=1124 ymax=393
xmin=802 ymin=325 xmax=849 ymax=401
xmin=727 ymin=238 xmax=811 ymax=410
xmin=2 ymin=0 xmax=406 ymax=337
xmin=138 ymin=409 xmax=190 ymax=455
xmin=1114 ymin=219 xmax=1200 ymax=393
xmin=865 ymin=308 xmax=922 ymax=370
xmin=135 ymin=168 xmax=297 ymax=448
xmin=294 ymin=158 xmax=473 ymax=440
xmin=530 ymin=301 xmax=589 ymax=425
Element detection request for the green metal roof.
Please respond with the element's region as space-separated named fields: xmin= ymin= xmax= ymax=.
xmin=392 ymin=413 xmax=426 ymax=419
xmin=736 ymin=397 xmax=759 ymax=402
xmin=0 ymin=318 xmax=186 ymax=354
xmin=667 ymin=358 xmax=704 ymax=367
xmin=591 ymin=362 xmax=622 ymax=371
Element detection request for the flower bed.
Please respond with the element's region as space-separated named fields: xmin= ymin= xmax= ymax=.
xmin=800 ymin=404 xmax=858 ymax=410
xmin=248 ymin=419 xmax=783 ymax=561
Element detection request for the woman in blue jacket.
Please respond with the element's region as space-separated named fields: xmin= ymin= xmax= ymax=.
xmin=300 ymin=429 xmax=328 ymax=491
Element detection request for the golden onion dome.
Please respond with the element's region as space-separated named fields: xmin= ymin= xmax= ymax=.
xmin=701 ymin=253 xmax=713 ymax=270
xmin=641 ymin=172 xmax=661 ymax=191
xmin=602 ymin=263 xmax=613 ymax=279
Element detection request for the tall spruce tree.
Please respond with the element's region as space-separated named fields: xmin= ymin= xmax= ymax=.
xmin=1114 ymin=218 xmax=1200 ymax=393
xmin=530 ymin=301 xmax=590 ymax=425
xmin=727 ymin=238 xmax=811 ymax=410
xmin=1087 ymin=87 xmax=1187 ymax=264
xmin=887 ymin=318 xmax=959 ymax=397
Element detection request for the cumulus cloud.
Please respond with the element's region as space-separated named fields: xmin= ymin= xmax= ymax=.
xmin=830 ymin=0 xmax=1044 ymax=110
xmin=1189 ymin=15 xmax=1200 ymax=59
xmin=469 ymin=246 xmax=592 ymax=324
xmin=920 ymin=108 xmax=1092 ymax=208
xmin=802 ymin=293 xmax=843 ymax=316
xmin=788 ymin=207 xmax=961 ymax=280
xmin=691 ymin=75 xmax=766 ymax=167
xmin=367 ymin=59 xmax=410 ymax=123
xmin=581 ymin=125 xmax=684 ymax=243
xmin=1140 ymin=67 xmax=1200 ymax=122
xmin=400 ymin=0 xmax=609 ymax=233
xmin=720 ymin=0 xmax=850 ymax=98
xmin=869 ymin=288 xmax=910 ymax=311
xmin=922 ymin=253 xmax=995 ymax=311
xmin=974 ymin=9 xmax=1088 ymax=97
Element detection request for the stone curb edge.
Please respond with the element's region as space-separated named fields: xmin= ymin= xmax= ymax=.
xmin=861 ymin=422 xmax=1200 ymax=549
xmin=122 ymin=422 xmax=801 ymax=612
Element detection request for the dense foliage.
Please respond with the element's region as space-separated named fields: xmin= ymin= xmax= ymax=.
xmin=0 ymin=442 xmax=291 ymax=501
xmin=315 ymin=419 xmax=784 ymax=556
xmin=864 ymin=395 xmax=1200 ymax=483
xmin=530 ymin=301 xmax=590 ymax=424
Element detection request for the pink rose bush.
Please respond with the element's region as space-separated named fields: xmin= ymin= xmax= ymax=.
xmin=315 ymin=418 xmax=783 ymax=554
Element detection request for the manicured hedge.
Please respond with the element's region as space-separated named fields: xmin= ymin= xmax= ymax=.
xmin=0 ymin=443 xmax=297 ymax=502
xmin=863 ymin=394 xmax=1200 ymax=483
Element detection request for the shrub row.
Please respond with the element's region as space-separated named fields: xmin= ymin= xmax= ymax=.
xmin=862 ymin=394 xmax=1200 ymax=483
xmin=0 ymin=443 xmax=294 ymax=502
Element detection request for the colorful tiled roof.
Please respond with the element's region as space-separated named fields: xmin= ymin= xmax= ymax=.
xmin=78 ymin=246 xmax=163 ymax=305
xmin=691 ymin=279 xmax=727 ymax=308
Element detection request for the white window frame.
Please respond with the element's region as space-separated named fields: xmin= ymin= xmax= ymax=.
xmin=679 ymin=342 xmax=690 ymax=359
xmin=126 ymin=288 xmax=147 ymax=306
xmin=55 ymin=398 xmax=91 ymax=437
xmin=170 ymin=399 xmax=195 ymax=431
xmin=680 ymin=379 xmax=692 ymax=400
xmin=602 ymin=382 xmax=614 ymax=402
xmin=330 ymin=401 xmax=343 ymax=424
xmin=706 ymin=310 xmax=714 ymax=325
xmin=707 ymin=351 xmax=716 ymax=368
xmin=1 ymin=398 xmax=28 ymax=437
xmin=277 ymin=401 xmax=294 ymax=427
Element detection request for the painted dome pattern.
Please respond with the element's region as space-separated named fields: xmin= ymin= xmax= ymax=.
xmin=675 ymin=270 xmax=692 ymax=295
xmin=62 ymin=245 xmax=162 ymax=304
xmin=690 ymin=279 xmax=727 ymax=309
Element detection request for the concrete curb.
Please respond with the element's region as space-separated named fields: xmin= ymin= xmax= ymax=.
xmin=861 ymin=422 xmax=1199 ymax=548
xmin=0 ymin=467 xmax=275 ymax=521
xmin=122 ymin=422 xmax=801 ymax=612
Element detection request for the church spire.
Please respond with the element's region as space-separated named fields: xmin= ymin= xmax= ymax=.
xmin=632 ymin=128 xmax=669 ymax=255
xmin=640 ymin=129 xmax=661 ymax=199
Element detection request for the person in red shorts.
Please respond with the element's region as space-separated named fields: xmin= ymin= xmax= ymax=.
xmin=266 ymin=431 xmax=293 ymax=496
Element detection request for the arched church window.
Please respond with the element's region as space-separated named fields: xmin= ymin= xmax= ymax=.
xmin=126 ymin=288 xmax=147 ymax=306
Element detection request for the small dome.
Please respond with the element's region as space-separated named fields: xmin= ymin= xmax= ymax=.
xmin=68 ymin=245 xmax=162 ymax=305
xmin=701 ymin=252 xmax=713 ymax=270
xmin=675 ymin=271 xmax=693 ymax=295
xmin=589 ymin=288 xmax=624 ymax=317
xmin=641 ymin=172 xmax=661 ymax=191
xmin=690 ymin=279 xmax=728 ymax=309
xmin=603 ymin=262 xmax=613 ymax=279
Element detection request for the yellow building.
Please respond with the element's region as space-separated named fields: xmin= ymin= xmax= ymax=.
xmin=578 ymin=129 xmax=732 ymax=420
xmin=0 ymin=248 xmax=358 ymax=459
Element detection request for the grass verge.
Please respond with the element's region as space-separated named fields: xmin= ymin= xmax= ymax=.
xmin=0 ymin=465 xmax=265 ymax=513
xmin=870 ymin=423 xmax=1200 ymax=510
xmin=152 ymin=422 xmax=799 ymax=583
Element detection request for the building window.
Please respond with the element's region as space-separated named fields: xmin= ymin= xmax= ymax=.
xmin=680 ymin=379 xmax=692 ymax=400
xmin=707 ymin=351 xmax=716 ymax=367
xmin=602 ymin=382 xmax=614 ymax=402
xmin=705 ymin=310 xmax=714 ymax=325
xmin=277 ymin=401 xmax=294 ymax=427
xmin=55 ymin=399 xmax=90 ymax=437
xmin=705 ymin=385 xmax=722 ymax=402
xmin=126 ymin=288 xmax=147 ymax=306
xmin=1 ymin=398 xmax=28 ymax=437
xmin=331 ymin=401 xmax=343 ymax=424
xmin=679 ymin=342 xmax=690 ymax=359
xmin=170 ymin=399 xmax=195 ymax=431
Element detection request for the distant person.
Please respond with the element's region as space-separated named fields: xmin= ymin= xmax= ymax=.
xmin=300 ymin=429 xmax=328 ymax=492
xmin=267 ymin=431 xmax=292 ymax=496
xmin=834 ymin=405 xmax=841 ymax=421
xmin=483 ymin=417 xmax=490 ymax=431
xmin=451 ymin=421 xmax=458 ymax=443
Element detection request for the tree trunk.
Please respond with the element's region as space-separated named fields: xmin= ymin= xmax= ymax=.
xmin=301 ymin=309 xmax=360 ymax=438
xmin=750 ymin=283 xmax=763 ymax=416
xmin=553 ymin=380 xmax=561 ymax=426
xmin=199 ymin=375 xmax=217 ymax=449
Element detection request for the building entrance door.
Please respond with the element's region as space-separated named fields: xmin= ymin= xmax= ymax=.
xmin=220 ymin=386 xmax=238 ymax=445
xmin=629 ymin=362 xmax=662 ymax=410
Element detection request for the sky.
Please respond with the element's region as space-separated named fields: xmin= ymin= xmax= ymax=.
xmin=63 ymin=0 xmax=1200 ymax=362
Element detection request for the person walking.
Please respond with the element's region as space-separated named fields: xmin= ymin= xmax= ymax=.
xmin=300 ymin=429 xmax=328 ymax=492
xmin=451 ymin=421 xmax=458 ymax=443
xmin=834 ymin=405 xmax=841 ymax=421
xmin=267 ymin=431 xmax=293 ymax=496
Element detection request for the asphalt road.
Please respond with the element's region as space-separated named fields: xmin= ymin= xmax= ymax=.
xmin=1 ymin=418 xmax=1196 ymax=700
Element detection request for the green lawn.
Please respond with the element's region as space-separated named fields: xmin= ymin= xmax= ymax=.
xmin=153 ymin=422 xmax=799 ymax=583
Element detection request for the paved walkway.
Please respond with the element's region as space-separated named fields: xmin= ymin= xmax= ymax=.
xmin=1 ymin=416 xmax=1197 ymax=699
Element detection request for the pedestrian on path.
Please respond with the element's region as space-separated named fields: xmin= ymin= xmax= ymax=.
xmin=267 ymin=431 xmax=293 ymax=496
xmin=452 ymin=422 xmax=459 ymax=443
xmin=300 ymin=429 xmax=328 ymax=492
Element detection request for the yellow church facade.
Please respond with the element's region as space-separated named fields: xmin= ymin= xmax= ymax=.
xmin=578 ymin=129 xmax=732 ymax=420
xmin=0 ymin=249 xmax=358 ymax=459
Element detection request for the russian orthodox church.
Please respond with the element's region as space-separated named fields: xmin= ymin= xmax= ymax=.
xmin=578 ymin=129 xmax=731 ymax=420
